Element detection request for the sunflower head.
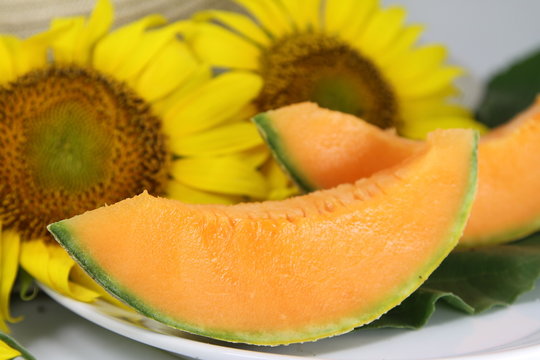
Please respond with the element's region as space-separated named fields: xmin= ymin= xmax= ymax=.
xmin=256 ymin=32 xmax=399 ymax=129
xmin=0 ymin=65 xmax=169 ymax=240
xmin=188 ymin=0 xmax=487 ymax=139
xmin=0 ymin=0 xmax=278 ymax=243
xmin=0 ymin=0 xmax=284 ymax=320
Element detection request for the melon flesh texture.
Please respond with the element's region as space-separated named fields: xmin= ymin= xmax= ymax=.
xmin=464 ymin=98 xmax=540 ymax=245
xmin=255 ymin=101 xmax=540 ymax=246
xmin=48 ymin=129 xmax=477 ymax=345
xmin=255 ymin=102 xmax=421 ymax=191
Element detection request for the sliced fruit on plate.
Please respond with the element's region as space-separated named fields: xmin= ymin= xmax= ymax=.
xmin=464 ymin=98 xmax=540 ymax=245
xmin=253 ymin=102 xmax=421 ymax=192
xmin=48 ymin=128 xmax=477 ymax=345
xmin=254 ymin=101 xmax=540 ymax=246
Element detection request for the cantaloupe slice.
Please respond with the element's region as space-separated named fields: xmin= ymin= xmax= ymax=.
xmin=255 ymin=101 xmax=540 ymax=246
xmin=48 ymin=129 xmax=477 ymax=345
xmin=255 ymin=102 xmax=421 ymax=192
xmin=464 ymin=99 xmax=540 ymax=245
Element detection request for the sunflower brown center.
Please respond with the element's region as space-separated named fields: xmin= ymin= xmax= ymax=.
xmin=0 ymin=66 xmax=170 ymax=240
xmin=256 ymin=33 xmax=399 ymax=128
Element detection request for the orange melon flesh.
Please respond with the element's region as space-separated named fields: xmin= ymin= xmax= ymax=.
xmin=463 ymin=97 xmax=540 ymax=245
xmin=48 ymin=129 xmax=477 ymax=345
xmin=256 ymin=102 xmax=421 ymax=191
xmin=256 ymin=101 xmax=540 ymax=246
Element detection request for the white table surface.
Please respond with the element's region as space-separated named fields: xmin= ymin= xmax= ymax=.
xmin=7 ymin=1 xmax=540 ymax=359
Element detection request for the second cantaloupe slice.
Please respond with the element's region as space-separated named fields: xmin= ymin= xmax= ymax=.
xmin=255 ymin=101 xmax=540 ymax=246
xmin=48 ymin=129 xmax=477 ymax=345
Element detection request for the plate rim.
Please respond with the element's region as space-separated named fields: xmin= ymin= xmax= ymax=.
xmin=41 ymin=284 xmax=540 ymax=360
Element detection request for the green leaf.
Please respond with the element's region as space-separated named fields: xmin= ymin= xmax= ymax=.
xmin=0 ymin=331 xmax=35 ymax=360
xmin=476 ymin=48 xmax=540 ymax=128
xmin=365 ymin=289 xmax=471 ymax=329
xmin=368 ymin=233 xmax=540 ymax=329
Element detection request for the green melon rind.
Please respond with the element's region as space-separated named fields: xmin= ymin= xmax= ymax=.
xmin=47 ymin=133 xmax=478 ymax=345
xmin=252 ymin=112 xmax=316 ymax=193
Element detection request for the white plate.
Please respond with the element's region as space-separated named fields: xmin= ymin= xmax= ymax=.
xmin=41 ymin=282 xmax=540 ymax=360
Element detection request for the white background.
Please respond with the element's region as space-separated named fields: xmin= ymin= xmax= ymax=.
xmin=8 ymin=1 xmax=540 ymax=359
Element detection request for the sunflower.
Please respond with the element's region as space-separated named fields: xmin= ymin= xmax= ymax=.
xmin=0 ymin=0 xmax=271 ymax=330
xmin=187 ymin=0 xmax=486 ymax=139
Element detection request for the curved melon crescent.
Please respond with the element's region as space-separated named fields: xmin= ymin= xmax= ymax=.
xmin=255 ymin=101 xmax=540 ymax=246
xmin=48 ymin=129 xmax=477 ymax=345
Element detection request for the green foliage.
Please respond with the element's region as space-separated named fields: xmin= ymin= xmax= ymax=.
xmin=368 ymin=233 xmax=540 ymax=329
xmin=477 ymin=49 xmax=540 ymax=128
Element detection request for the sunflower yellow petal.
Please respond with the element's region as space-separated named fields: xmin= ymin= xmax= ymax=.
xmin=377 ymin=24 xmax=424 ymax=68
xmin=152 ymin=64 xmax=212 ymax=116
xmin=19 ymin=25 xmax=71 ymax=73
xmin=76 ymin=0 xmax=114 ymax=64
xmin=85 ymin=0 xmax=114 ymax=40
xmin=113 ymin=21 xmax=191 ymax=82
xmin=234 ymin=0 xmax=293 ymax=36
xmin=0 ymin=37 xmax=15 ymax=84
xmin=189 ymin=22 xmax=261 ymax=70
xmin=355 ymin=7 xmax=406 ymax=59
xmin=278 ymin=0 xmax=320 ymax=31
xmin=236 ymin=145 xmax=270 ymax=168
xmin=400 ymin=115 xmax=488 ymax=139
xmin=305 ymin=0 xmax=322 ymax=29
xmin=268 ymin=187 xmax=299 ymax=201
xmin=48 ymin=245 xmax=79 ymax=296
xmin=163 ymin=71 xmax=263 ymax=136
xmin=401 ymin=97 xmax=471 ymax=119
xmin=1 ymin=36 xmax=33 ymax=80
xmin=0 ymin=340 xmax=20 ymax=359
xmin=1 ymin=26 xmax=63 ymax=81
xmin=93 ymin=14 xmax=167 ymax=76
xmin=166 ymin=180 xmax=243 ymax=205
xmin=397 ymin=66 xmax=463 ymax=99
xmin=261 ymin=160 xmax=299 ymax=200
xmin=218 ymin=103 xmax=259 ymax=126
xmin=402 ymin=84 xmax=459 ymax=102
xmin=194 ymin=10 xmax=271 ymax=46
xmin=325 ymin=0 xmax=365 ymax=33
xmin=386 ymin=45 xmax=448 ymax=83
xmin=135 ymin=40 xmax=199 ymax=102
xmin=171 ymin=122 xmax=263 ymax=156
xmin=50 ymin=17 xmax=85 ymax=63
xmin=20 ymin=240 xmax=99 ymax=302
xmin=20 ymin=240 xmax=49 ymax=290
xmin=0 ymin=230 xmax=22 ymax=329
xmin=325 ymin=0 xmax=377 ymax=39
xmin=50 ymin=0 xmax=113 ymax=65
xmin=171 ymin=156 xmax=268 ymax=199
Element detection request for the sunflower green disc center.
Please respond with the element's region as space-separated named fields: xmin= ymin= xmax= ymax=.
xmin=26 ymin=101 xmax=112 ymax=191
xmin=257 ymin=33 xmax=399 ymax=128
xmin=0 ymin=66 xmax=170 ymax=240
xmin=310 ymin=75 xmax=366 ymax=117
